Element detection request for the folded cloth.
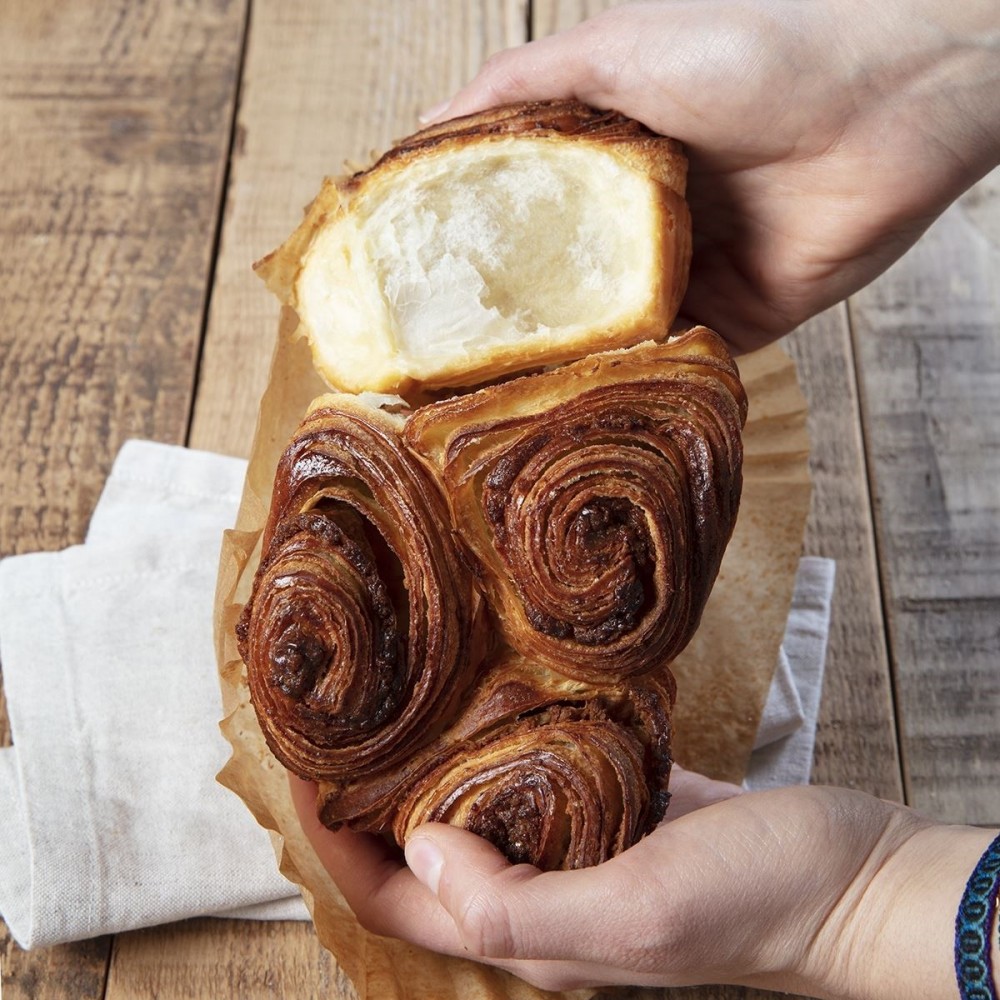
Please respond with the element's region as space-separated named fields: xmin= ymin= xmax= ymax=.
xmin=754 ymin=647 xmax=806 ymax=751
xmin=0 ymin=440 xmax=834 ymax=949
xmin=744 ymin=557 xmax=836 ymax=791
xmin=0 ymin=442 xmax=310 ymax=950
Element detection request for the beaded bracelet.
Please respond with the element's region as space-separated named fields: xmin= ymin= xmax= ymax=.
xmin=955 ymin=831 xmax=1000 ymax=1000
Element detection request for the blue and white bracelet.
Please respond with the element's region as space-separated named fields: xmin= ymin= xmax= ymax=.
xmin=956 ymin=831 xmax=1000 ymax=1000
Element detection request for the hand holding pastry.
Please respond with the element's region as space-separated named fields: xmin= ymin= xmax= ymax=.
xmin=424 ymin=0 xmax=1000 ymax=352
xmin=291 ymin=765 xmax=998 ymax=999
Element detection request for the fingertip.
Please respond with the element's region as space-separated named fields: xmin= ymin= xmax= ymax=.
xmin=405 ymin=834 xmax=445 ymax=894
xmin=405 ymin=822 xmax=516 ymax=874
xmin=430 ymin=30 xmax=607 ymax=125
xmin=418 ymin=98 xmax=452 ymax=125
xmin=404 ymin=825 xmax=551 ymax=960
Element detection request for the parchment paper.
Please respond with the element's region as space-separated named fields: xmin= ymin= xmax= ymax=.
xmin=213 ymin=308 xmax=811 ymax=1000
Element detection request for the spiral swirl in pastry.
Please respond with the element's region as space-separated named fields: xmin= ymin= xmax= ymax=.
xmin=405 ymin=327 xmax=748 ymax=683
xmin=236 ymin=395 xmax=483 ymax=783
xmin=315 ymin=653 xmax=675 ymax=870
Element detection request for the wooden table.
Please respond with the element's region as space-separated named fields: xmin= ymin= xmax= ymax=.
xmin=1 ymin=2 xmax=997 ymax=998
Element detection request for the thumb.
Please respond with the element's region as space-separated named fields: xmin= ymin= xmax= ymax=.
xmin=403 ymin=823 xmax=653 ymax=964
xmin=404 ymin=823 xmax=538 ymax=959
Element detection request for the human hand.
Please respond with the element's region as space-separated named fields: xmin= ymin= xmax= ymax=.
xmin=423 ymin=0 xmax=1000 ymax=352
xmin=289 ymin=768 xmax=954 ymax=996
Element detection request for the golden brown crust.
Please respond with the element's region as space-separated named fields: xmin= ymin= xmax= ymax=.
xmin=357 ymin=99 xmax=688 ymax=194
xmin=404 ymin=327 xmax=748 ymax=683
xmin=236 ymin=327 xmax=744 ymax=868
xmin=237 ymin=387 xmax=685 ymax=870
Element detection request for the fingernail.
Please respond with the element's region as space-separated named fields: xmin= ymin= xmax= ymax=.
xmin=419 ymin=99 xmax=451 ymax=124
xmin=406 ymin=837 xmax=444 ymax=894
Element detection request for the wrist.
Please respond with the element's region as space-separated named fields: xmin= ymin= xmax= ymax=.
xmin=909 ymin=0 xmax=1000 ymax=177
xmin=712 ymin=790 xmax=929 ymax=999
xmin=838 ymin=0 xmax=1000 ymax=182
xmin=827 ymin=821 xmax=1000 ymax=1000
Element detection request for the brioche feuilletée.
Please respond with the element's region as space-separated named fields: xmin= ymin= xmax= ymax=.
xmin=236 ymin=101 xmax=747 ymax=871
xmin=254 ymin=100 xmax=692 ymax=397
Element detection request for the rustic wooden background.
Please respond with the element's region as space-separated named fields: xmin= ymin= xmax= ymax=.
xmin=1 ymin=1 xmax=996 ymax=997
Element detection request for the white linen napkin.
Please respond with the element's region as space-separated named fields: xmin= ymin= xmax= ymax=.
xmin=0 ymin=443 xmax=310 ymax=950
xmin=744 ymin=557 xmax=836 ymax=791
xmin=0 ymin=440 xmax=834 ymax=949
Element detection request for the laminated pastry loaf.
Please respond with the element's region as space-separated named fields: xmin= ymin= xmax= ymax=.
xmin=255 ymin=100 xmax=692 ymax=397
xmin=237 ymin=332 xmax=747 ymax=870
xmin=237 ymin=101 xmax=746 ymax=870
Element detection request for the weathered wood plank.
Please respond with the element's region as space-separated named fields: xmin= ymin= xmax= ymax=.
xmin=106 ymin=919 xmax=351 ymax=1000
xmin=0 ymin=0 xmax=244 ymax=558
xmin=850 ymin=167 xmax=1000 ymax=825
xmin=1 ymin=934 xmax=110 ymax=1000
xmin=113 ymin=3 xmax=527 ymax=999
xmin=533 ymin=0 xmax=630 ymax=35
xmin=784 ymin=310 xmax=901 ymax=800
xmin=0 ymin=0 xmax=246 ymax=991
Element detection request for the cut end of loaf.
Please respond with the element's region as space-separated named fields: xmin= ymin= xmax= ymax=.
xmin=262 ymin=102 xmax=691 ymax=396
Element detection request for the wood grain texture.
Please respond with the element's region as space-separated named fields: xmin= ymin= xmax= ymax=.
xmin=532 ymin=0 xmax=631 ymax=34
xmin=187 ymin=0 xmax=529 ymax=458
xmin=107 ymin=919 xmax=351 ymax=1000
xmin=784 ymin=310 xmax=902 ymax=801
xmin=1 ymin=934 xmax=110 ymax=1000
xmin=850 ymin=167 xmax=1000 ymax=825
xmin=0 ymin=0 xmax=243 ymax=559
xmin=0 ymin=0 xmax=245 ymax=993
